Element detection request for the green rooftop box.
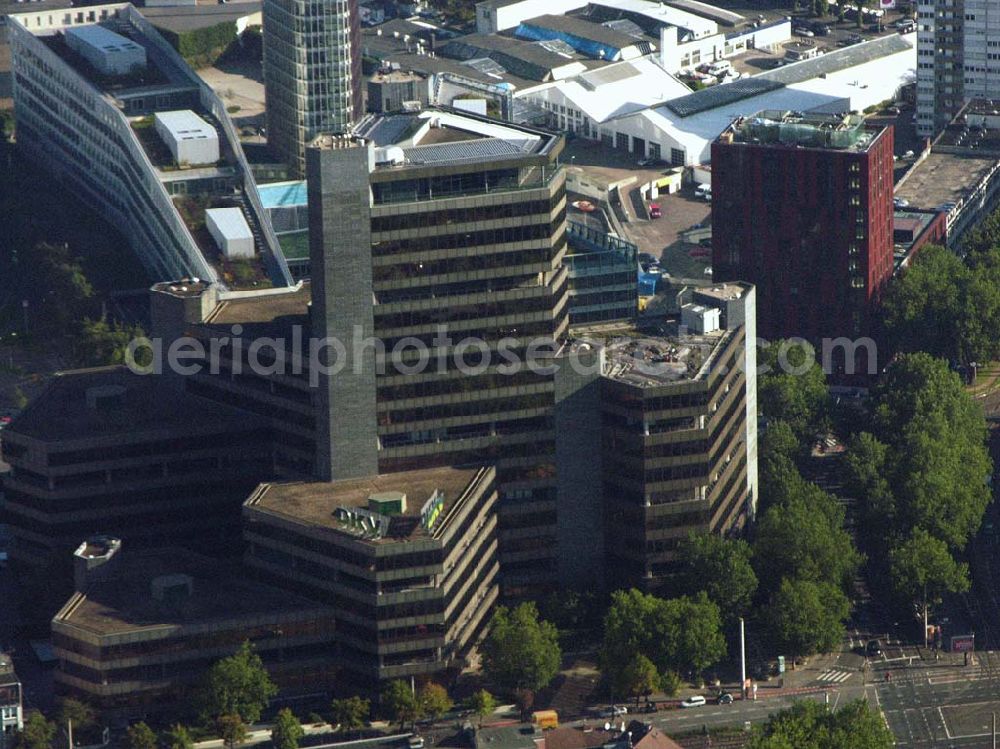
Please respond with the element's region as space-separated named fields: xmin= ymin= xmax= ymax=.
xmin=368 ymin=491 xmax=407 ymax=515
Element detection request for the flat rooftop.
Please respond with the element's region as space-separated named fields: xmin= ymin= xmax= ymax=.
xmin=666 ymin=34 xmax=912 ymax=119
xmin=361 ymin=20 xmax=547 ymax=91
xmin=936 ymin=103 xmax=1000 ymax=153
xmin=694 ymin=283 xmax=747 ymax=303
xmin=895 ymin=151 xmax=1000 ymax=210
xmin=962 ymin=98 xmax=1000 ymax=118
xmin=6 ymin=366 xmax=259 ymax=442
xmin=563 ymin=321 xmax=731 ymax=387
xmin=721 ymin=110 xmax=881 ymax=152
xmin=324 ymin=108 xmax=561 ymax=169
xmin=602 ymin=328 xmax=727 ymax=386
xmin=140 ymin=2 xmax=261 ymax=34
xmin=201 ymin=282 xmax=311 ymax=339
xmin=517 ymin=13 xmax=644 ymax=53
xmin=33 ymin=21 xmax=190 ymax=99
xmin=247 ymin=465 xmax=486 ymax=544
xmin=56 ymin=548 xmax=329 ymax=636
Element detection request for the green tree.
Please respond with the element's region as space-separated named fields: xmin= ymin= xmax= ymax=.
xmin=381 ymin=680 xmax=421 ymax=728
xmin=330 ymin=696 xmax=370 ymax=734
xmin=843 ymin=432 xmax=896 ymax=550
xmin=481 ymin=602 xmax=561 ymax=693
xmin=57 ymin=698 xmax=95 ymax=732
xmin=767 ymin=578 xmax=851 ymax=660
xmin=217 ymin=715 xmax=248 ymax=749
xmin=75 ymin=318 xmax=151 ymax=368
xmin=964 ymin=209 xmax=1000 ymax=259
xmin=753 ymin=478 xmax=862 ymax=595
xmin=667 ymin=593 xmax=727 ymax=675
xmin=759 ymin=340 xmax=828 ymax=441
xmin=890 ymin=528 xmax=970 ymax=637
xmin=465 ymin=690 xmax=497 ymax=727
xmin=20 ymin=242 xmax=96 ymax=337
xmin=883 ymin=244 xmax=1000 ymax=365
xmin=126 ymin=723 xmax=158 ymax=749
xmin=866 ymin=353 xmax=992 ymax=550
xmin=201 ymin=641 xmax=278 ymax=723
xmin=160 ymin=724 xmax=194 ymax=749
xmin=270 ymin=708 xmax=304 ymax=749
xmin=760 ymin=419 xmax=800 ymax=466
xmin=601 ymin=589 xmax=725 ymax=683
xmin=614 ymin=654 xmax=660 ymax=706
xmin=418 ymin=683 xmax=453 ymax=721
xmin=677 ymin=533 xmax=758 ymax=624
xmin=15 ymin=712 xmax=56 ymax=749
xmin=658 ymin=670 xmax=681 ymax=697
xmin=748 ymin=699 xmax=893 ymax=749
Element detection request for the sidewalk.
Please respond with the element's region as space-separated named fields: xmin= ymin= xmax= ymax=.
xmin=192 ymin=722 xmax=389 ymax=749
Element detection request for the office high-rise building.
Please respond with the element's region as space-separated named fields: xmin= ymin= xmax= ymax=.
xmin=306 ymin=110 xmax=569 ymax=596
xmin=916 ymin=0 xmax=1000 ymax=137
xmin=263 ymin=0 xmax=364 ymax=176
xmin=553 ymin=283 xmax=758 ymax=593
xmin=711 ymin=111 xmax=894 ymax=362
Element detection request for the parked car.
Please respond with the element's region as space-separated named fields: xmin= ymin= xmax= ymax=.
xmin=408 ymin=738 xmax=425 ymax=749
xmin=649 ymin=203 xmax=662 ymax=218
xmin=793 ymin=26 xmax=814 ymax=37
xmin=893 ymin=197 xmax=910 ymax=208
xmin=603 ymin=706 xmax=628 ymax=717
xmin=638 ymin=252 xmax=658 ymax=265
xmin=717 ymin=692 xmax=734 ymax=705
xmin=680 ymin=696 xmax=707 ymax=709
xmin=810 ymin=22 xmax=830 ymax=36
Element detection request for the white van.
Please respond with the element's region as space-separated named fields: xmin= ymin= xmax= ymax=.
xmin=695 ymin=184 xmax=712 ymax=201
xmin=706 ymin=60 xmax=733 ymax=78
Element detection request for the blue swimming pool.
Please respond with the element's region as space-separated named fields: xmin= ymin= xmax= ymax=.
xmin=258 ymin=180 xmax=308 ymax=209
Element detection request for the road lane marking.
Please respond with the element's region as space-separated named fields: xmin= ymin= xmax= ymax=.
xmin=817 ymin=669 xmax=852 ymax=683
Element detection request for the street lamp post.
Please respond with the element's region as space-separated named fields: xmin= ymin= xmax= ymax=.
xmin=739 ymin=617 xmax=746 ymax=697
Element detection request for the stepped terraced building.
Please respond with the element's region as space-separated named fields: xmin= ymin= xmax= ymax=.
xmin=8 ymin=3 xmax=293 ymax=287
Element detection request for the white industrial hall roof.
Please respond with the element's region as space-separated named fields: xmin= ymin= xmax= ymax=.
xmin=613 ymin=33 xmax=916 ymax=163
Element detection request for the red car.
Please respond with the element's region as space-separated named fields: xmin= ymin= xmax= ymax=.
xmin=649 ymin=203 xmax=662 ymax=218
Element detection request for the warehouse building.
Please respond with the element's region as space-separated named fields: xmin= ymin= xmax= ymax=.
xmin=575 ymin=32 xmax=915 ymax=165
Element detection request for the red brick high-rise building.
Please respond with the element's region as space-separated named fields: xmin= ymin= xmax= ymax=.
xmin=711 ymin=111 xmax=894 ymax=364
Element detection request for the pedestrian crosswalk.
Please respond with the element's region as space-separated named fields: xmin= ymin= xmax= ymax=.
xmin=817 ymin=669 xmax=852 ymax=683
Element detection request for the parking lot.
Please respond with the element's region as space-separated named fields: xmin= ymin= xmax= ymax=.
xmin=561 ymin=139 xmax=713 ymax=282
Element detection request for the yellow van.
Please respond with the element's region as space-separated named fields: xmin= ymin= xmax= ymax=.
xmin=532 ymin=710 xmax=559 ymax=730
